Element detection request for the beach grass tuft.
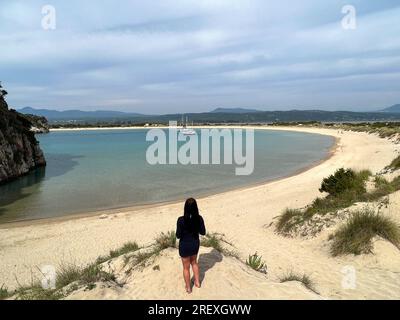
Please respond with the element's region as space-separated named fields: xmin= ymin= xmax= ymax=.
xmin=56 ymin=263 xmax=83 ymax=289
xmin=126 ymin=232 xmax=177 ymax=269
xmin=96 ymin=241 xmax=140 ymax=264
xmin=15 ymin=261 xmax=118 ymax=300
xmin=15 ymin=281 xmax=65 ymax=300
xmin=155 ymin=231 xmax=177 ymax=250
xmin=109 ymin=242 xmax=140 ymax=259
xmin=276 ymin=209 xmax=304 ymax=235
xmin=387 ymin=154 xmax=400 ymax=170
xmin=79 ymin=263 xmax=116 ymax=285
xmin=201 ymin=233 xmax=224 ymax=251
xmin=280 ymin=271 xmax=318 ymax=294
xmin=0 ymin=284 xmax=10 ymax=300
xmin=330 ymin=209 xmax=400 ymax=256
xmin=131 ymin=250 xmax=157 ymax=267
xmin=200 ymin=233 xmax=239 ymax=258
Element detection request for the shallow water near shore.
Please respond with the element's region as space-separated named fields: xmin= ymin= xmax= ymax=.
xmin=0 ymin=129 xmax=334 ymax=223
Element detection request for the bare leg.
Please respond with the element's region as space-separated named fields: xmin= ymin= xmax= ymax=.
xmin=181 ymin=257 xmax=192 ymax=293
xmin=190 ymin=255 xmax=201 ymax=288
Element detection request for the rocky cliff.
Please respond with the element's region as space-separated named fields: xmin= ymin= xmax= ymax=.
xmin=20 ymin=114 xmax=50 ymax=133
xmin=0 ymin=93 xmax=46 ymax=184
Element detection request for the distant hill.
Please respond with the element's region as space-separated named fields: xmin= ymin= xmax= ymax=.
xmin=16 ymin=106 xmax=400 ymax=125
xmin=380 ymin=104 xmax=400 ymax=113
xmin=18 ymin=107 xmax=145 ymax=121
xmin=211 ymin=107 xmax=262 ymax=113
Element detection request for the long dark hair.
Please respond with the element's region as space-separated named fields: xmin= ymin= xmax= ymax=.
xmin=183 ymin=198 xmax=200 ymax=233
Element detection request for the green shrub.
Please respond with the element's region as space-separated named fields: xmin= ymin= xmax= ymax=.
xmin=319 ymin=168 xmax=369 ymax=197
xmin=246 ymin=253 xmax=266 ymax=272
xmin=330 ymin=209 xmax=400 ymax=256
xmin=276 ymin=169 xmax=373 ymax=235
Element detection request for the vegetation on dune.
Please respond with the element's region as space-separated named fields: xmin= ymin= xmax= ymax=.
xmin=14 ymin=241 xmax=143 ymax=300
xmin=272 ymin=122 xmax=400 ymax=142
xmin=276 ymin=168 xmax=374 ymax=236
xmin=308 ymin=122 xmax=400 ymax=141
xmin=123 ymin=232 xmax=177 ymax=269
xmin=338 ymin=122 xmax=400 ymax=141
xmin=201 ymin=233 xmax=224 ymax=251
xmin=0 ymin=284 xmax=10 ymax=300
xmin=246 ymin=253 xmax=267 ymax=273
xmin=279 ymin=271 xmax=318 ymax=294
xmin=364 ymin=175 xmax=400 ymax=202
xmin=96 ymin=241 xmax=140 ymax=264
xmin=275 ymin=208 xmax=304 ymax=235
xmin=15 ymin=262 xmax=117 ymax=300
xmin=200 ymin=233 xmax=239 ymax=258
xmin=387 ymin=154 xmax=400 ymax=171
xmin=155 ymin=231 xmax=177 ymax=250
xmin=319 ymin=168 xmax=369 ymax=197
xmin=275 ymin=162 xmax=400 ymax=238
xmin=15 ymin=283 xmax=65 ymax=300
xmin=330 ymin=209 xmax=400 ymax=256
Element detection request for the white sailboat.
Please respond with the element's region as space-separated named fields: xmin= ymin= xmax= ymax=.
xmin=180 ymin=116 xmax=196 ymax=135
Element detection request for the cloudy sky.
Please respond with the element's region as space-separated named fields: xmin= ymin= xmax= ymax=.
xmin=1 ymin=0 xmax=399 ymax=113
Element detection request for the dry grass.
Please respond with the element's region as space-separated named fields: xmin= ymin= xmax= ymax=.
xmin=387 ymin=154 xmax=400 ymax=170
xmin=280 ymin=271 xmax=318 ymax=294
xmin=330 ymin=209 xmax=400 ymax=256
xmin=155 ymin=231 xmax=176 ymax=250
xmin=96 ymin=241 xmax=140 ymax=264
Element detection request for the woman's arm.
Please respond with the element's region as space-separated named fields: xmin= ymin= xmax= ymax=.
xmin=176 ymin=218 xmax=182 ymax=239
xmin=199 ymin=216 xmax=206 ymax=236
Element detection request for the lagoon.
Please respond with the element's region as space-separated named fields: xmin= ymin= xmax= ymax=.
xmin=0 ymin=128 xmax=334 ymax=223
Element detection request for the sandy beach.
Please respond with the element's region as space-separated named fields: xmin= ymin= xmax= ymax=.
xmin=1 ymin=126 xmax=400 ymax=299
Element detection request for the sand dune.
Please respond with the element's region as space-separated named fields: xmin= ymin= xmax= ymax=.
xmin=1 ymin=126 xmax=399 ymax=299
xmin=65 ymin=247 xmax=321 ymax=300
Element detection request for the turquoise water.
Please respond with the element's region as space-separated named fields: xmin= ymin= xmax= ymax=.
xmin=0 ymin=129 xmax=334 ymax=223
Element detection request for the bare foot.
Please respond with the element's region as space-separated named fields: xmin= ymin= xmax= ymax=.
xmin=195 ymin=281 xmax=201 ymax=288
xmin=186 ymin=287 xmax=192 ymax=294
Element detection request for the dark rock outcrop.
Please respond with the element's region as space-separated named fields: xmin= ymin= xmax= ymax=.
xmin=20 ymin=114 xmax=50 ymax=133
xmin=0 ymin=93 xmax=46 ymax=184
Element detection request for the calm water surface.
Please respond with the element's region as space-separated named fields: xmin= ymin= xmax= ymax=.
xmin=0 ymin=129 xmax=334 ymax=223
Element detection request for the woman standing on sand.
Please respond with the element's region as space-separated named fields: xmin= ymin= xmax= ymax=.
xmin=176 ymin=198 xmax=206 ymax=294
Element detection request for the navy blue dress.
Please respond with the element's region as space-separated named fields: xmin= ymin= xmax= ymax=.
xmin=176 ymin=215 xmax=206 ymax=258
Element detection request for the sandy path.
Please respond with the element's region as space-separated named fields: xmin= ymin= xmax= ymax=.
xmin=1 ymin=126 xmax=399 ymax=299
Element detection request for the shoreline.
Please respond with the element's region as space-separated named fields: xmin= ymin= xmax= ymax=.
xmin=1 ymin=126 xmax=338 ymax=228
xmin=1 ymin=126 xmax=399 ymax=298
